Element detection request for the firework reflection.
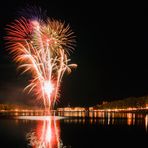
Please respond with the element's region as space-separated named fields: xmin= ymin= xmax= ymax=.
xmin=26 ymin=116 xmax=63 ymax=148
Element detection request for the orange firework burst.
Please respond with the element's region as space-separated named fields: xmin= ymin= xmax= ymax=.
xmin=5 ymin=13 xmax=77 ymax=110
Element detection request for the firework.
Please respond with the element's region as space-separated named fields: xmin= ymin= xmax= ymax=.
xmin=6 ymin=12 xmax=77 ymax=110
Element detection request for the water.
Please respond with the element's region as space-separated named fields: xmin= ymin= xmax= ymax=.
xmin=0 ymin=112 xmax=148 ymax=148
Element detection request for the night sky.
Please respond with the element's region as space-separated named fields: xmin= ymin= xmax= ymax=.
xmin=0 ymin=1 xmax=147 ymax=107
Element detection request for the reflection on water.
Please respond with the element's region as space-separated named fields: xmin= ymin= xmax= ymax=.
xmin=0 ymin=112 xmax=148 ymax=147
xmin=26 ymin=116 xmax=65 ymax=148
xmin=145 ymin=115 xmax=148 ymax=131
xmin=61 ymin=111 xmax=148 ymax=132
xmin=2 ymin=111 xmax=148 ymax=133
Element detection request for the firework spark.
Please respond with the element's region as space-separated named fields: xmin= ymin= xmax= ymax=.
xmin=6 ymin=12 xmax=77 ymax=110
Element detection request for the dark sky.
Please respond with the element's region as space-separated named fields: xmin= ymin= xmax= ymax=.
xmin=0 ymin=1 xmax=147 ymax=107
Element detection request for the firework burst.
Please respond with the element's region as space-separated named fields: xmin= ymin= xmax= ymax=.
xmin=6 ymin=11 xmax=77 ymax=110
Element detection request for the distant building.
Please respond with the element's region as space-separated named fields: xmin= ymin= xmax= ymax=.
xmin=89 ymin=107 xmax=94 ymax=111
xmin=57 ymin=107 xmax=86 ymax=111
xmin=89 ymin=106 xmax=98 ymax=111
xmin=102 ymin=101 xmax=108 ymax=105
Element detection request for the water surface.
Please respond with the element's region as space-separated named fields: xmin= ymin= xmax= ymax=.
xmin=0 ymin=112 xmax=148 ymax=147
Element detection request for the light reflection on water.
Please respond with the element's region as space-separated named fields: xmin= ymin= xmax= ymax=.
xmin=145 ymin=115 xmax=148 ymax=131
xmin=26 ymin=117 xmax=60 ymax=148
xmin=17 ymin=112 xmax=146 ymax=147
xmin=7 ymin=111 xmax=148 ymax=132
xmin=22 ymin=116 xmax=68 ymax=148
xmin=59 ymin=111 xmax=148 ymax=132
xmin=1 ymin=111 xmax=148 ymax=147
